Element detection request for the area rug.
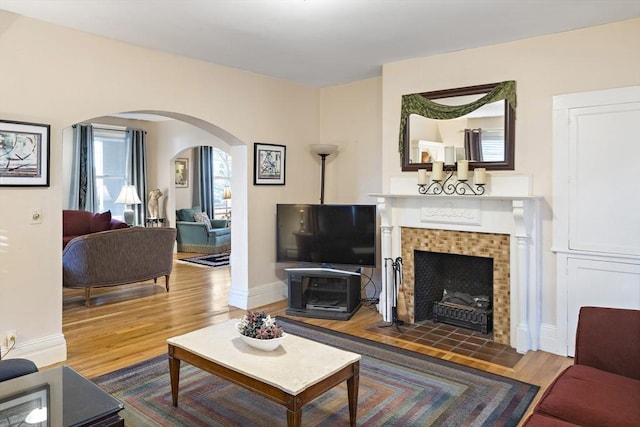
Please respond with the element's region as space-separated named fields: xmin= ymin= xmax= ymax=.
xmin=178 ymin=252 xmax=230 ymax=268
xmin=92 ymin=319 xmax=538 ymax=427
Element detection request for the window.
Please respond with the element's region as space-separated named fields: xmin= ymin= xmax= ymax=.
xmin=213 ymin=149 xmax=231 ymax=219
xmin=93 ymin=127 xmax=128 ymax=219
xmin=480 ymin=129 xmax=505 ymax=162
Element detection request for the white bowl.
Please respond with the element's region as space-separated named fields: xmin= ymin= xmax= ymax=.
xmin=239 ymin=333 xmax=286 ymax=351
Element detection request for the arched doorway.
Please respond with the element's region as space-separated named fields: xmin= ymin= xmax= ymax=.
xmin=62 ymin=110 xmax=249 ymax=309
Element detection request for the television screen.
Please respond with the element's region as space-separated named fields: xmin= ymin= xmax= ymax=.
xmin=276 ymin=204 xmax=377 ymax=267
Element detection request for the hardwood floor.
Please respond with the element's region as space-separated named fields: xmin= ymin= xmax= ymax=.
xmin=59 ymin=255 xmax=572 ymax=423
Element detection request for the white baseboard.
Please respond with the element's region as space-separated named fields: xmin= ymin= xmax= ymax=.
xmin=228 ymin=280 xmax=288 ymax=311
xmin=2 ymin=333 xmax=67 ymax=368
xmin=538 ymin=323 xmax=567 ymax=356
xmin=227 ymin=287 xmax=249 ymax=310
xmin=247 ymin=280 xmax=287 ymax=309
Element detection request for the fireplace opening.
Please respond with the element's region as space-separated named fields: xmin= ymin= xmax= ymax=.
xmin=414 ymin=250 xmax=493 ymax=333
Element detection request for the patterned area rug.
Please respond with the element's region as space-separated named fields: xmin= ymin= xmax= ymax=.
xmin=93 ymin=318 xmax=538 ymax=426
xmin=178 ymin=252 xmax=230 ymax=267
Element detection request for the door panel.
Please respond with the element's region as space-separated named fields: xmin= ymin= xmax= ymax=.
xmin=568 ymin=102 xmax=640 ymax=256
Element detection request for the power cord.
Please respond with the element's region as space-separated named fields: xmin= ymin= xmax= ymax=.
xmin=0 ymin=336 xmax=16 ymax=360
xmin=360 ymin=267 xmax=381 ymax=310
xmin=360 ymin=267 xmax=380 ymax=300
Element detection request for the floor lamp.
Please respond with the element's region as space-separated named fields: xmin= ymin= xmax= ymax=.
xmin=309 ymin=144 xmax=338 ymax=205
xmin=223 ymin=185 xmax=231 ymax=225
xmin=115 ymin=184 xmax=142 ymax=226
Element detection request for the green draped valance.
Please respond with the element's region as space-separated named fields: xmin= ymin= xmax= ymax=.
xmin=398 ymin=80 xmax=516 ymax=161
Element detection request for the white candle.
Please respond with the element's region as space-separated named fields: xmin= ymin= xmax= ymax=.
xmin=474 ymin=168 xmax=487 ymax=185
xmin=457 ymin=160 xmax=469 ymax=181
xmin=432 ymin=161 xmax=444 ymax=181
xmin=418 ymin=169 xmax=428 ymax=185
xmin=444 ymin=146 xmax=456 ymax=166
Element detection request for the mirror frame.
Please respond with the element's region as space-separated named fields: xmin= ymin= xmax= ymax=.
xmin=401 ymin=82 xmax=515 ymax=172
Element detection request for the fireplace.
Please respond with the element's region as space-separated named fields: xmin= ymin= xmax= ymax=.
xmin=374 ymin=176 xmax=541 ymax=353
xmin=399 ymin=228 xmax=510 ymax=344
xmin=414 ymin=250 xmax=493 ymax=333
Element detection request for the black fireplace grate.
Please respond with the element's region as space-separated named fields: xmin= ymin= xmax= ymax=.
xmin=414 ymin=250 xmax=493 ymax=322
xmin=433 ymin=301 xmax=493 ymax=334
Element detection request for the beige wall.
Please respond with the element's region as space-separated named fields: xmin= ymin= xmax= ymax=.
xmin=1 ymin=9 xmax=637 ymax=364
xmin=0 ymin=11 xmax=320 ymax=365
xmin=381 ymin=18 xmax=640 ymax=332
xmin=319 ymin=77 xmax=383 ymax=204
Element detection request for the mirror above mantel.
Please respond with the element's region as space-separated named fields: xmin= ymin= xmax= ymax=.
xmin=399 ymin=81 xmax=516 ymax=172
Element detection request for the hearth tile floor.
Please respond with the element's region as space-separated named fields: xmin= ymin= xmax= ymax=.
xmin=368 ymin=320 xmax=523 ymax=368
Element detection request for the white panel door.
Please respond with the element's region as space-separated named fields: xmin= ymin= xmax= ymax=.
xmin=568 ymin=102 xmax=640 ymax=256
xmin=553 ymin=85 xmax=640 ymax=357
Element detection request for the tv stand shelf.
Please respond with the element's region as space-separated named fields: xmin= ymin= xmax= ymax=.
xmin=285 ymin=268 xmax=362 ymax=321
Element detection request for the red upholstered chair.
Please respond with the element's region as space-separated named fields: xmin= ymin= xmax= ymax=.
xmin=524 ymin=306 xmax=640 ymax=426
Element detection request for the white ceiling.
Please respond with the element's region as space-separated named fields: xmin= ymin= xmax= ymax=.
xmin=1 ymin=0 xmax=639 ymax=87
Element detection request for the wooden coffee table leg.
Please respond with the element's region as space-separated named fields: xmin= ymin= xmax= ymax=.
xmin=168 ymin=354 xmax=181 ymax=407
xmin=285 ymin=394 xmax=303 ymax=427
xmin=347 ymin=361 xmax=360 ymax=427
xmin=286 ymin=408 xmax=302 ymax=427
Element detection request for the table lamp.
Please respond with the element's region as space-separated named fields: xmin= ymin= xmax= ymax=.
xmin=115 ymin=184 xmax=142 ymax=226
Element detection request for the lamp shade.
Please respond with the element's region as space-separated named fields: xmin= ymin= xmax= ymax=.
xmin=115 ymin=185 xmax=142 ymax=205
xmin=25 ymin=407 xmax=48 ymax=424
xmin=310 ymin=144 xmax=338 ymax=156
xmin=223 ymin=186 xmax=231 ymax=200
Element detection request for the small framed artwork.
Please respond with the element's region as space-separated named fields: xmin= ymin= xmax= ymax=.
xmin=0 ymin=119 xmax=50 ymax=187
xmin=0 ymin=384 xmax=50 ymax=426
xmin=174 ymin=158 xmax=189 ymax=188
xmin=254 ymin=143 xmax=286 ymax=185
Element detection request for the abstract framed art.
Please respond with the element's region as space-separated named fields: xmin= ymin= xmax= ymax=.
xmin=253 ymin=143 xmax=286 ymax=185
xmin=0 ymin=120 xmax=50 ymax=187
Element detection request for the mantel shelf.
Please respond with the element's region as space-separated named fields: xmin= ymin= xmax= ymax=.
xmin=369 ymin=193 xmax=542 ymax=201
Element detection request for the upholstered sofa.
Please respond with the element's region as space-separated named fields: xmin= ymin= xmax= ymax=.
xmin=63 ymin=227 xmax=177 ymax=306
xmin=63 ymin=209 xmax=128 ymax=248
xmin=524 ymin=306 xmax=640 ymax=426
xmin=175 ymin=206 xmax=230 ymax=254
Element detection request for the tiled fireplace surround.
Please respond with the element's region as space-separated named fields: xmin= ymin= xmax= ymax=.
xmin=372 ymin=175 xmax=542 ymax=353
xmin=401 ymin=228 xmax=511 ymax=344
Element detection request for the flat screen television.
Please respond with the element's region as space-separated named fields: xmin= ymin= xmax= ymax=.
xmin=276 ymin=204 xmax=377 ymax=267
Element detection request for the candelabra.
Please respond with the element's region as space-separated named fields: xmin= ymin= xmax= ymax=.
xmin=417 ymin=164 xmax=486 ymax=195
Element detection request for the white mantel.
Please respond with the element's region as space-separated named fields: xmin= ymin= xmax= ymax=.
xmin=371 ymin=174 xmax=542 ymax=353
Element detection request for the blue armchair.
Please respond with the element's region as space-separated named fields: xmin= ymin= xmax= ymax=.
xmin=175 ymin=207 xmax=231 ymax=254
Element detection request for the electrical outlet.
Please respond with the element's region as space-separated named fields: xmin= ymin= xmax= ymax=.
xmin=5 ymin=330 xmax=16 ymax=347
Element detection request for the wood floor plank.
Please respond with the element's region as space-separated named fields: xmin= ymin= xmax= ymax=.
xmin=56 ymin=255 xmax=572 ymax=424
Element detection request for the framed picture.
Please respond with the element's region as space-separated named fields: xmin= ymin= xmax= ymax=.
xmin=0 ymin=120 xmax=50 ymax=187
xmin=0 ymin=384 xmax=50 ymax=426
xmin=254 ymin=143 xmax=286 ymax=185
xmin=174 ymin=158 xmax=189 ymax=188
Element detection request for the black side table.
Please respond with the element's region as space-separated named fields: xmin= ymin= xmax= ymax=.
xmin=145 ymin=218 xmax=165 ymax=227
xmin=0 ymin=365 xmax=124 ymax=426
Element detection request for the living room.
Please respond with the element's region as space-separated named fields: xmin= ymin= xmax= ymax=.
xmin=0 ymin=4 xmax=639 ymax=423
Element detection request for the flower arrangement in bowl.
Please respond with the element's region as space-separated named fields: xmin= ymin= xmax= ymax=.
xmin=236 ymin=311 xmax=285 ymax=351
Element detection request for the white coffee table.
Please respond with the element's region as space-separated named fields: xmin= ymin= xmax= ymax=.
xmin=167 ymin=319 xmax=361 ymax=426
